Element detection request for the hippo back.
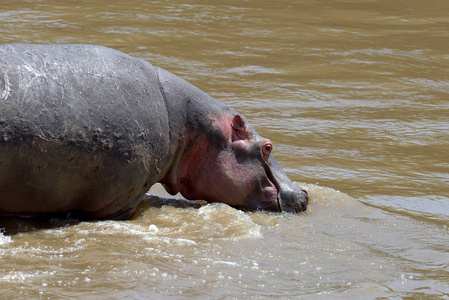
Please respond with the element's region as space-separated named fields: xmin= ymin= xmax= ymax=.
xmin=0 ymin=44 xmax=170 ymax=218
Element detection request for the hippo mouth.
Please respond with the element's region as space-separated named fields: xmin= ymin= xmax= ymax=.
xmin=264 ymin=166 xmax=283 ymax=212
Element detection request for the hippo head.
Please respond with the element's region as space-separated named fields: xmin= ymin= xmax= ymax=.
xmin=160 ymin=113 xmax=308 ymax=213
xmin=155 ymin=66 xmax=307 ymax=213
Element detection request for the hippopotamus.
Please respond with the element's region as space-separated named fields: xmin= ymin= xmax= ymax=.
xmin=0 ymin=44 xmax=308 ymax=220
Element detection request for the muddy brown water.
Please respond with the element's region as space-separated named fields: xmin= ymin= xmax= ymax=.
xmin=1 ymin=0 xmax=449 ymax=298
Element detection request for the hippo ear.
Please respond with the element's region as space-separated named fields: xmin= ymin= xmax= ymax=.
xmin=232 ymin=114 xmax=250 ymax=140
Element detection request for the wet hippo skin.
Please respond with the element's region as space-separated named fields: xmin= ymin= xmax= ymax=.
xmin=0 ymin=44 xmax=308 ymax=219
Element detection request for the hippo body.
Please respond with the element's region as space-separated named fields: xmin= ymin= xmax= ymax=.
xmin=0 ymin=44 xmax=307 ymax=219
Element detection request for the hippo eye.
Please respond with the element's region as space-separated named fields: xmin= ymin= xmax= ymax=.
xmin=262 ymin=143 xmax=273 ymax=161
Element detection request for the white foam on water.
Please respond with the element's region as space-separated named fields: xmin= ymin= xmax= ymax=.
xmin=196 ymin=203 xmax=263 ymax=240
xmin=1 ymin=271 xmax=35 ymax=283
xmin=94 ymin=221 xmax=159 ymax=236
xmin=0 ymin=234 xmax=12 ymax=245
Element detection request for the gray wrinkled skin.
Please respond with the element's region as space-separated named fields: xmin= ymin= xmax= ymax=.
xmin=0 ymin=44 xmax=307 ymax=219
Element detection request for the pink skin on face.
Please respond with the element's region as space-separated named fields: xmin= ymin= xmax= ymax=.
xmin=176 ymin=114 xmax=280 ymax=211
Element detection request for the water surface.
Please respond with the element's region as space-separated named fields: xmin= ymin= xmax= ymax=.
xmin=1 ymin=0 xmax=448 ymax=298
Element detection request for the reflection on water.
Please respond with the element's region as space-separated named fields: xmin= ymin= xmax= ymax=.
xmin=1 ymin=0 xmax=449 ymax=297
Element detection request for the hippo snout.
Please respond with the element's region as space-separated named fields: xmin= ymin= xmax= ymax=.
xmin=267 ymin=155 xmax=308 ymax=213
xmin=278 ymin=187 xmax=308 ymax=213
